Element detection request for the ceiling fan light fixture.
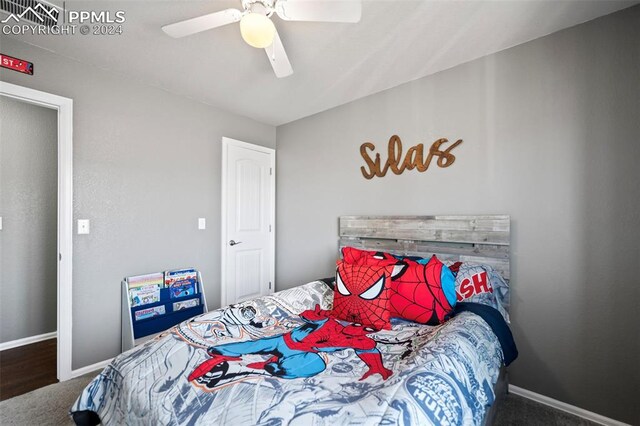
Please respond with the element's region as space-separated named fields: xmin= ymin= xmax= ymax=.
xmin=240 ymin=12 xmax=275 ymax=48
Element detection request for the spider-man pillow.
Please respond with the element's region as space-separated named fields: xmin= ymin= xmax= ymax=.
xmin=389 ymin=255 xmax=456 ymax=324
xmin=341 ymin=247 xmax=456 ymax=324
xmin=331 ymin=261 xmax=405 ymax=330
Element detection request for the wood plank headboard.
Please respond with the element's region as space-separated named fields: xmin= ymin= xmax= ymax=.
xmin=339 ymin=215 xmax=511 ymax=281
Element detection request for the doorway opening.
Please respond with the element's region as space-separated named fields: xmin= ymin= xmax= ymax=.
xmin=0 ymin=82 xmax=73 ymax=393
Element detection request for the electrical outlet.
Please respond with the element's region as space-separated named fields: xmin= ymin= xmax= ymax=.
xmin=198 ymin=218 xmax=206 ymax=230
xmin=77 ymin=219 xmax=90 ymax=234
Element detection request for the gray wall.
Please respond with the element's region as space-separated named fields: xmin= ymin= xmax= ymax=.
xmin=276 ymin=6 xmax=639 ymax=425
xmin=0 ymin=96 xmax=58 ymax=343
xmin=0 ymin=37 xmax=275 ymax=369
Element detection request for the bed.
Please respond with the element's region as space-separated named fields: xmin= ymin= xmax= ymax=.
xmin=71 ymin=215 xmax=516 ymax=425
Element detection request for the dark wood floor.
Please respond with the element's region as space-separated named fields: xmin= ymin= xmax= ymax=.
xmin=0 ymin=338 xmax=58 ymax=401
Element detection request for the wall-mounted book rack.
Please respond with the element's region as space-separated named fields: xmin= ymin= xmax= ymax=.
xmin=121 ymin=268 xmax=208 ymax=352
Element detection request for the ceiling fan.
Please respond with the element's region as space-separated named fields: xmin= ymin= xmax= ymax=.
xmin=162 ymin=0 xmax=362 ymax=78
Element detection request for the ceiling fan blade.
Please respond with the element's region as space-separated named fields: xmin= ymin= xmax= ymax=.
xmin=275 ymin=0 xmax=361 ymax=23
xmin=264 ymin=29 xmax=293 ymax=78
xmin=162 ymin=8 xmax=242 ymax=38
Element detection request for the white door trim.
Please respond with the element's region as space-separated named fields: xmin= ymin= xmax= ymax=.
xmin=220 ymin=137 xmax=275 ymax=307
xmin=0 ymin=81 xmax=74 ymax=381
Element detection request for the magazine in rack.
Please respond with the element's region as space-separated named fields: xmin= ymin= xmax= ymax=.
xmin=164 ymin=268 xmax=198 ymax=298
xmin=128 ymin=272 xmax=163 ymax=307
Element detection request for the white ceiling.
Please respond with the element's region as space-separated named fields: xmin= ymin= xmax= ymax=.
xmin=6 ymin=0 xmax=636 ymax=126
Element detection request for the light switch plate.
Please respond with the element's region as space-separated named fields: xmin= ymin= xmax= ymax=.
xmin=78 ymin=219 xmax=90 ymax=234
xmin=198 ymin=218 xmax=206 ymax=230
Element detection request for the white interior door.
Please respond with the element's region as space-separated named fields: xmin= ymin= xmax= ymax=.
xmin=221 ymin=137 xmax=275 ymax=306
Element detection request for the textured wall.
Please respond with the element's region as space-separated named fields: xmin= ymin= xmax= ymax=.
xmin=0 ymin=37 xmax=276 ymax=369
xmin=275 ymin=6 xmax=640 ymax=424
xmin=0 ymin=96 xmax=58 ymax=343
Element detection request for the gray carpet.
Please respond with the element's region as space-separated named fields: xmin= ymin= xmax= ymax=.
xmin=0 ymin=371 xmax=98 ymax=426
xmin=0 ymin=374 xmax=600 ymax=426
xmin=493 ymin=393 xmax=600 ymax=426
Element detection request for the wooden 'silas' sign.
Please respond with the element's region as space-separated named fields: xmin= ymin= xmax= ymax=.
xmin=360 ymin=135 xmax=463 ymax=180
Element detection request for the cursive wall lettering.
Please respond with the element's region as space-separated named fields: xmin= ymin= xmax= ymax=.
xmin=360 ymin=135 xmax=463 ymax=179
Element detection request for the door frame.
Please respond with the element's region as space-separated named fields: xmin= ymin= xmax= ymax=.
xmin=220 ymin=137 xmax=275 ymax=307
xmin=0 ymin=81 xmax=74 ymax=381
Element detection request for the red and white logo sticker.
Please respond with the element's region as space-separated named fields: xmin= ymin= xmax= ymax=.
xmin=0 ymin=53 xmax=34 ymax=75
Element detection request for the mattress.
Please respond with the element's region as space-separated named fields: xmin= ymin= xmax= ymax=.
xmin=71 ymin=280 xmax=509 ymax=425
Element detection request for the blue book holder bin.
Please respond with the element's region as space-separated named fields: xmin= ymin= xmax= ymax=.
xmin=121 ymin=269 xmax=208 ymax=352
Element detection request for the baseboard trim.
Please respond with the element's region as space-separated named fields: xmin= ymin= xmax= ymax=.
xmin=509 ymin=385 xmax=630 ymax=426
xmin=69 ymin=358 xmax=113 ymax=379
xmin=0 ymin=331 xmax=57 ymax=351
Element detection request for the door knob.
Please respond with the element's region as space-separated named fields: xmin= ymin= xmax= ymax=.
xmin=229 ymin=240 xmax=242 ymax=246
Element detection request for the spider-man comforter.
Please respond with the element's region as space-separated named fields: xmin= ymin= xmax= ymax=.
xmin=71 ymin=280 xmax=512 ymax=426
